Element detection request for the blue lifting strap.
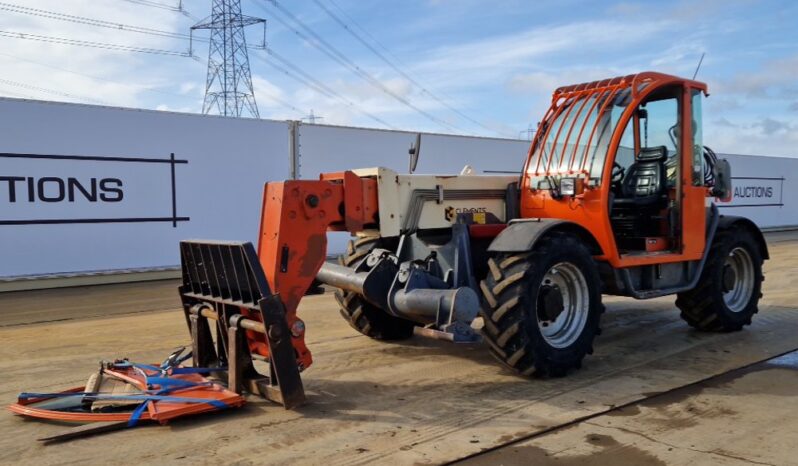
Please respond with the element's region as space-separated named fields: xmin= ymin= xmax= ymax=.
xmin=18 ymin=392 xmax=230 ymax=427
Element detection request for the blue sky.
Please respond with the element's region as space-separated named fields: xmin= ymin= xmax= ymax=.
xmin=1 ymin=0 xmax=797 ymax=156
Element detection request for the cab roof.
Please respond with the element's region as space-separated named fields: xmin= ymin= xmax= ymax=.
xmin=553 ymin=71 xmax=708 ymax=99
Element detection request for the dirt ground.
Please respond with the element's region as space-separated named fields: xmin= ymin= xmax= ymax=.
xmin=458 ymin=351 xmax=798 ymax=466
xmin=0 ymin=232 xmax=796 ymax=465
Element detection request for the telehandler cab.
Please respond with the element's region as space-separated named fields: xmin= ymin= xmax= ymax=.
xmin=179 ymin=72 xmax=767 ymax=407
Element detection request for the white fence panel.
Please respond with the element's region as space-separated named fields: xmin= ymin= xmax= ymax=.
xmin=296 ymin=123 xmax=528 ymax=177
xmin=1 ymin=97 xmax=796 ymax=282
xmin=0 ymin=98 xmax=290 ymax=278
xmin=720 ymin=153 xmax=796 ymax=229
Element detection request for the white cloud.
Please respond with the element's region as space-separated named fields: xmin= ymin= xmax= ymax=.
xmin=650 ymin=42 xmax=706 ymax=68
xmin=506 ymin=67 xmax=622 ymax=94
xmin=715 ymin=54 xmax=798 ymax=99
xmin=412 ymin=19 xmax=671 ymax=87
xmin=178 ymin=81 xmax=199 ymax=95
xmin=0 ymin=0 xmax=192 ymax=107
xmin=754 ymin=117 xmax=792 ymax=136
xmin=713 ymin=117 xmax=737 ymax=128
xmin=0 ymin=0 xmax=794 ymax=151
xmin=706 ymin=116 xmax=798 ymax=156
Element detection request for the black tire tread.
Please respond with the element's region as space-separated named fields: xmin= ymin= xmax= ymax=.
xmin=479 ymin=233 xmax=603 ymax=377
xmin=335 ymin=235 xmax=415 ymax=340
xmin=676 ymin=227 xmax=764 ymax=332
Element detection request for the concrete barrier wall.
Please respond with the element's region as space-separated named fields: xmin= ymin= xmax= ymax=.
xmin=0 ymin=97 xmax=794 ymax=282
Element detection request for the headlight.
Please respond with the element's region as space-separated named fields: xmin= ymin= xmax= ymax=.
xmin=560 ymin=177 xmax=576 ymax=196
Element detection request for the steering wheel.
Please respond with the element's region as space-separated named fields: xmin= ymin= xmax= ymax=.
xmin=611 ymin=161 xmax=625 ymax=185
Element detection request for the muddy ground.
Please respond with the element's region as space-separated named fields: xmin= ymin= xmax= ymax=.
xmin=0 ymin=232 xmax=796 ymax=465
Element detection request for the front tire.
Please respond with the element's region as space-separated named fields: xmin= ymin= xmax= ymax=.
xmin=335 ymin=235 xmax=416 ymax=340
xmin=479 ymin=233 xmax=603 ymax=377
xmin=676 ymin=228 xmax=764 ymax=331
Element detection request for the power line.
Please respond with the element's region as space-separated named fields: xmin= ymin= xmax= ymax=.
xmin=263 ymin=47 xmax=340 ymax=99
xmin=0 ymin=50 xmax=309 ymax=116
xmin=119 ymin=0 xmax=200 ymax=21
xmin=0 ymin=29 xmax=191 ymax=56
xmin=0 ymin=1 xmax=398 ymax=124
xmin=0 ymin=2 xmax=191 ymax=40
xmin=122 ymin=0 xmax=179 ymax=10
xmin=519 ymin=123 xmax=536 ymax=141
xmin=0 ymin=51 xmax=192 ymax=100
xmin=254 ymin=49 xmax=397 ymax=129
xmin=0 ymin=77 xmax=110 ymax=104
xmin=0 ymin=1 xmax=258 ymax=54
xmin=313 ymin=0 xmax=506 ymax=137
xmin=302 ymin=109 xmax=323 ymax=124
xmin=0 ymin=29 xmax=302 ymax=117
xmin=260 ymin=92 xmax=306 ymax=115
xmin=0 ymin=87 xmax=38 ymax=100
xmin=327 ymin=0 xmax=399 ymax=63
xmin=257 ymin=0 xmax=462 ymax=133
xmin=263 ymin=49 xmax=397 ymax=128
xmin=256 ymin=52 xmax=335 ymax=99
xmin=0 ymin=0 xmax=396 ymax=127
xmin=264 ymin=0 xmax=459 ymax=132
xmin=120 ymin=0 xmax=181 ymax=13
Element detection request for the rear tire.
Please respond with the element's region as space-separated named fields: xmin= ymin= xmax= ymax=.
xmin=479 ymin=233 xmax=603 ymax=377
xmin=676 ymin=228 xmax=763 ymax=331
xmin=335 ymin=235 xmax=416 ymax=340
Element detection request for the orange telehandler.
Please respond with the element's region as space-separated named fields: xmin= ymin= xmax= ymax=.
xmin=178 ymin=72 xmax=767 ymax=408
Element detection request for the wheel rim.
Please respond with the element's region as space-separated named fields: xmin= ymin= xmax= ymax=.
xmin=536 ymin=262 xmax=590 ymax=348
xmin=723 ymin=247 xmax=755 ymax=312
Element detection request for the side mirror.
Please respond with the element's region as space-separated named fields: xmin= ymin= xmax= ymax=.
xmin=712 ymin=158 xmax=733 ymax=202
xmin=408 ymin=133 xmax=421 ymax=174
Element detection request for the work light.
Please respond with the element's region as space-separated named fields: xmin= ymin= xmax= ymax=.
xmin=560 ymin=177 xmax=576 ymax=196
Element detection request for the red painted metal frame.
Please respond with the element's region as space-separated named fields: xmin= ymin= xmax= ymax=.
xmin=254 ymin=171 xmax=378 ymax=370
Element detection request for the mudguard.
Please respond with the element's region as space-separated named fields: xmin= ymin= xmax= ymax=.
xmin=717 ymin=215 xmax=770 ymax=259
xmin=487 ymin=219 xmax=590 ymax=253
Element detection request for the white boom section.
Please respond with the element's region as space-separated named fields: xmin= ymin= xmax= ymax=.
xmin=352 ymin=167 xmax=518 ymax=238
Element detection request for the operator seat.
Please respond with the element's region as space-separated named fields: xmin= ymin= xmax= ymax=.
xmin=611 ymin=146 xmax=670 ymax=246
xmin=613 ymin=145 xmax=668 ymax=207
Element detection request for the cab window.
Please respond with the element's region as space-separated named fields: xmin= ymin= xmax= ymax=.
xmin=640 ymin=92 xmax=680 ymax=186
xmin=691 ymin=89 xmax=704 ymax=186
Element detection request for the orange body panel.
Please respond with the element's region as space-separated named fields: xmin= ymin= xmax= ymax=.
xmin=520 ymin=71 xmax=710 ymax=267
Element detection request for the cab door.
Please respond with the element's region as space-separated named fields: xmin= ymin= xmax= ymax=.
xmin=609 ymin=84 xmax=683 ymax=256
xmin=679 ymin=87 xmax=708 ymax=260
xmin=609 ymin=83 xmax=707 ymax=265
